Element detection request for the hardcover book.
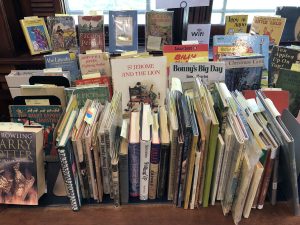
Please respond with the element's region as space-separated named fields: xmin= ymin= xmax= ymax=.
xmin=44 ymin=53 xmax=80 ymax=82
xmin=224 ymin=15 xmax=248 ymax=35
xmin=145 ymin=11 xmax=173 ymax=51
xmin=47 ymin=16 xmax=77 ymax=52
xmin=213 ymin=34 xmax=269 ymax=69
xmin=20 ymin=17 xmax=52 ymax=55
xmin=78 ymin=16 xmax=105 ymax=53
xmin=109 ymin=11 xmax=138 ymax=53
xmin=276 ymin=6 xmax=300 ymax=42
xmin=222 ymin=55 xmax=264 ymax=91
xmin=250 ymin=16 xmax=286 ymax=46
xmin=0 ymin=126 xmax=44 ymax=205
xmin=268 ymin=46 xmax=300 ymax=86
xmin=9 ymin=105 xmax=63 ymax=159
xmin=78 ymin=52 xmax=111 ymax=76
xmin=186 ymin=24 xmax=211 ymax=46
xmin=276 ymin=69 xmax=300 ymax=117
xmin=111 ymin=56 xmax=167 ymax=111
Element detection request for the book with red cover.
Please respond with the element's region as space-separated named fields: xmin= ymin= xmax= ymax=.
xmin=242 ymin=90 xmax=289 ymax=115
xmin=75 ymin=76 xmax=112 ymax=100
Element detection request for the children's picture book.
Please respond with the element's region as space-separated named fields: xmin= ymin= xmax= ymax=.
xmin=276 ymin=6 xmax=300 ymax=42
xmin=213 ymin=34 xmax=269 ymax=69
xmin=145 ymin=11 xmax=173 ymax=51
xmin=47 ymin=16 xmax=77 ymax=52
xmin=109 ymin=11 xmax=138 ymax=53
xmin=250 ymin=16 xmax=286 ymax=46
xmin=78 ymin=15 xmax=105 ymax=53
xmin=111 ymin=56 xmax=167 ymax=111
xmin=224 ymin=15 xmax=248 ymax=35
xmin=20 ymin=17 xmax=52 ymax=55
xmin=222 ymin=55 xmax=264 ymax=91
xmin=187 ymin=24 xmax=211 ymax=45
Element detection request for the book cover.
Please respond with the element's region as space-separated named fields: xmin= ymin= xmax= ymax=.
xmin=75 ymin=76 xmax=113 ymax=99
xmin=111 ymin=56 xmax=167 ymax=111
xmin=65 ymin=86 xmax=110 ymax=108
xmin=145 ymin=11 xmax=173 ymax=51
xmin=47 ymin=16 xmax=77 ymax=52
xmin=20 ymin=17 xmax=52 ymax=55
xmin=78 ymin=15 xmax=105 ymax=53
xmin=276 ymin=69 xmax=300 ymax=117
xmin=213 ymin=34 xmax=269 ymax=69
xmin=222 ymin=55 xmax=264 ymax=91
xmin=44 ymin=53 xmax=80 ymax=82
xmin=109 ymin=11 xmax=138 ymax=53
xmin=9 ymin=105 xmax=62 ymax=159
xmin=169 ymin=62 xmax=225 ymax=89
xmin=163 ymin=44 xmax=209 ymax=73
xmin=268 ymin=46 xmax=300 ymax=86
xmin=224 ymin=15 xmax=248 ymax=35
xmin=79 ymin=52 xmax=111 ymax=76
xmin=186 ymin=24 xmax=211 ymax=46
xmin=276 ymin=6 xmax=300 ymax=42
xmin=250 ymin=16 xmax=286 ymax=46
xmin=0 ymin=128 xmax=44 ymax=205
xmin=119 ymin=138 xmax=129 ymax=203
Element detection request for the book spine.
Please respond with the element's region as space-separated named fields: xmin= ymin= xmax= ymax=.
xmin=199 ymin=139 xmax=209 ymax=205
xmin=271 ymin=148 xmax=279 ymax=205
xmin=167 ymin=129 xmax=178 ymax=200
xmin=82 ymin=138 xmax=94 ymax=198
xmin=57 ymin=146 xmax=80 ymax=211
xmin=173 ymin=141 xmax=183 ymax=205
xmin=139 ymin=140 xmax=151 ymax=200
xmin=128 ymin=143 xmax=140 ymax=197
xmin=149 ymin=143 xmax=161 ymax=199
xmin=104 ymin=131 xmax=113 ymax=198
xmin=257 ymin=150 xmax=275 ymax=209
xmin=119 ymin=154 xmax=129 ymax=204
xmin=99 ymin=133 xmax=110 ymax=194
xmin=190 ymin=151 xmax=201 ymax=209
xmin=92 ymin=143 xmax=103 ymax=202
xmin=157 ymin=144 xmax=170 ymax=199
xmin=195 ymin=150 xmax=204 ymax=208
xmin=112 ymin=162 xmax=120 ymax=207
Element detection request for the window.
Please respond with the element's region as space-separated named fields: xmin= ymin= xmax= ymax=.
xmin=211 ymin=0 xmax=300 ymax=24
xmin=65 ymin=0 xmax=154 ymax=24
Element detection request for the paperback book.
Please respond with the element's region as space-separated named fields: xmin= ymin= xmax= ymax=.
xmin=224 ymin=15 xmax=248 ymax=35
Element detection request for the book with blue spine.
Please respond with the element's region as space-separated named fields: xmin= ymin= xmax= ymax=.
xmin=44 ymin=53 xmax=80 ymax=82
xmin=213 ymin=34 xmax=269 ymax=69
xmin=109 ymin=10 xmax=138 ymax=53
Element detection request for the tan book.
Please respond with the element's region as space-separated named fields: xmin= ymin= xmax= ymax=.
xmin=243 ymin=162 xmax=264 ymax=218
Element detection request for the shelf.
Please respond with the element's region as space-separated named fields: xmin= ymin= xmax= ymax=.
xmin=1 ymin=202 xmax=299 ymax=225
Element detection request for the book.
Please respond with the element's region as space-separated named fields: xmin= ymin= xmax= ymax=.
xmin=119 ymin=119 xmax=129 ymax=204
xmin=268 ymin=46 xmax=300 ymax=87
xmin=139 ymin=104 xmax=151 ymax=200
xmin=163 ymin=44 xmax=209 ymax=74
xmin=109 ymin=10 xmax=138 ymax=53
xmin=157 ymin=106 xmax=170 ymax=199
xmin=65 ymin=85 xmax=110 ymax=108
xmin=9 ymin=105 xmax=63 ymax=160
xmin=169 ymin=62 xmax=225 ymax=90
xmin=149 ymin=112 xmax=161 ymax=200
xmin=276 ymin=6 xmax=300 ymax=42
xmin=222 ymin=55 xmax=264 ymax=91
xmin=145 ymin=11 xmax=173 ymax=51
xmin=250 ymin=16 xmax=286 ymax=45
xmin=0 ymin=126 xmax=44 ymax=205
xmin=213 ymin=34 xmax=269 ymax=69
xmin=44 ymin=53 xmax=80 ymax=83
xmin=187 ymin=24 xmax=211 ymax=46
xmin=111 ymin=56 xmax=167 ymax=111
xmin=276 ymin=69 xmax=300 ymax=117
xmin=78 ymin=15 xmax=105 ymax=53
xmin=224 ymin=15 xmax=248 ymax=35
xmin=79 ymin=52 xmax=111 ymax=76
xmin=128 ymin=111 xmax=140 ymax=197
xmin=20 ymin=17 xmax=51 ymax=55
xmin=47 ymin=16 xmax=77 ymax=52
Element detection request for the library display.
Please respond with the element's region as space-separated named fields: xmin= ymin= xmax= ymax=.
xmin=1 ymin=3 xmax=300 ymax=225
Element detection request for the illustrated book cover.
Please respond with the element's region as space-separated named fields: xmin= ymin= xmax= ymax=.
xmin=224 ymin=15 xmax=248 ymax=35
